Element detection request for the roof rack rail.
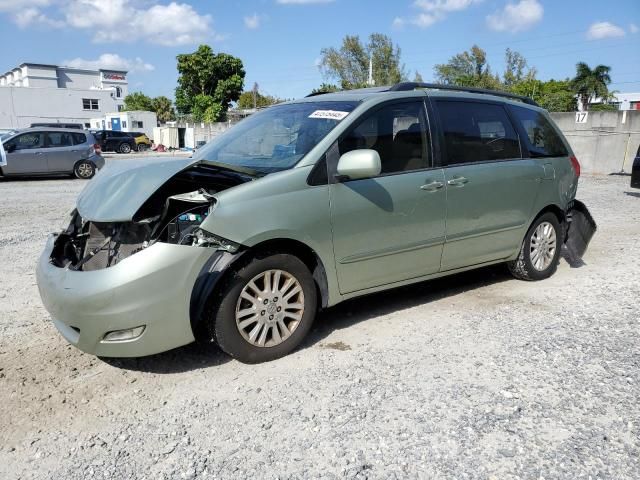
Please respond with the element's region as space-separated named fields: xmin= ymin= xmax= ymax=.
xmin=388 ymin=82 xmax=539 ymax=107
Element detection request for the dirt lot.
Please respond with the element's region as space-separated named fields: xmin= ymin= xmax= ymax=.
xmin=0 ymin=168 xmax=638 ymax=479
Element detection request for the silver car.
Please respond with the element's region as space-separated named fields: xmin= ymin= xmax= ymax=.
xmin=1 ymin=127 xmax=105 ymax=179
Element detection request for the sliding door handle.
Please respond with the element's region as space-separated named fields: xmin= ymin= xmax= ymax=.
xmin=447 ymin=176 xmax=468 ymax=186
xmin=420 ymin=181 xmax=444 ymax=191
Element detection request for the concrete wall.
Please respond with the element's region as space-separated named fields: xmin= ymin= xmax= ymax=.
xmin=550 ymin=111 xmax=640 ymax=174
xmin=0 ymin=86 xmax=121 ymax=129
xmin=57 ymin=69 xmax=100 ymax=90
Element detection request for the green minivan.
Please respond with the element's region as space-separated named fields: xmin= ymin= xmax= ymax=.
xmin=36 ymin=83 xmax=595 ymax=363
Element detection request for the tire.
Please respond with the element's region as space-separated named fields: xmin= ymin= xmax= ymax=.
xmin=119 ymin=142 xmax=132 ymax=154
xmin=136 ymin=144 xmax=148 ymax=152
xmin=508 ymin=212 xmax=561 ymax=281
xmin=73 ymin=160 xmax=96 ymax=179
xmin=208 ymin=253 xmax=317 ymax=363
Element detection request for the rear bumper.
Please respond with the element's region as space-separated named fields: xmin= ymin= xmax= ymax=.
xmin=631 ymin=156 xmax=640 ymax=189
xmin=36 ymin=235 xmax=212 ymax=357
xmin=91 ymin=153 xmax=105 ymax=170
xmin=564 ymin=200 xmax=597 ymax=261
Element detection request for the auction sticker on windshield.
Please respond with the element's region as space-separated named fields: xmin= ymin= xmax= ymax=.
xmin=309 ymin=110 xmax=350 ymax=121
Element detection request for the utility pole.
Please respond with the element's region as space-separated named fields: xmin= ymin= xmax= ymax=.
xmin=252 ymin=82 xmax=258 ymax=110
xmin=367 ymin=53 xmax=374 ymax=86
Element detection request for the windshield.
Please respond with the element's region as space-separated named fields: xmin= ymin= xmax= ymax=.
xmin=1 ymin=132 xmax=15 ymax=142
xmin=192 ymin=101 xmax=358 ymax=173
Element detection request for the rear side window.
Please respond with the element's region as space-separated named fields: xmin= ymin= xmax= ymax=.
xmin=72 ymin=133 xmax=87 ymax=145
xmin=510 ymin=105 xmax=568 ymax=158
xmin=46 ymin=132 xmax=73 ymax=148
xmin=436 ymin=101 xmax=520 ymax=165
xmin=339 ymin=101 xmax=431 ymax=174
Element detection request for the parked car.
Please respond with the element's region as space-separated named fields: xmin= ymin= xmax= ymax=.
xmin=631 ymin=144 xmax=640 ymax=189
xmin=1 ymin=127 xmax=104 ymax=179
xmin=37 ymin=83 xmax=596 ymax=363
xmin=91 ymin=130 xmax=137 ymax=154
xmin=127 ymin=131 xmax=152 ymax=151
xmin=30 ymin=122 xmax=84 ymax=130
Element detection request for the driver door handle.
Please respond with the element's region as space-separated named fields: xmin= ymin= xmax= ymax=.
xmin=420 ymin=181 xmax=444 ymax=191
xmin=447 ymin=176 xmax=469 ymax=186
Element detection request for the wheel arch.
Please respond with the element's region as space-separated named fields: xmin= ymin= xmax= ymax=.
xmin=531 ymin=204 xmax=566 ymax=237
xmin=189 ymin=237 xmax=330 ymax=343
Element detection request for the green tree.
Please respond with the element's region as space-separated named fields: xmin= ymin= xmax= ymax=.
xmin=319 ymin=33 xmax=407 ymax=89
xmin=123 ymin=92 xmax=153 ymax=111
xmin=175 ymin=44 xmax=245 ymax=121
xmin=237 ymin=90 xmax=281 ymax=109
xmin=151 ymin=96 xmax=176 ymax=123
xmin=510 ymin=79 xmax=576 ymax=112
xmin=434 ymin=45 xmax=489 ymax=85
xmin=413 ymin=71 xmax=424 ymax=83
xmin=503 ymin=48 xmax=536 ymax=87
xmin=571 ymin=62 xmax=611 ymax=110
xmin=310 ymin=83 xmax=340 ymax=95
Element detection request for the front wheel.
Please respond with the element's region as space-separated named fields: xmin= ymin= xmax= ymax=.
xmin=73 ymin=160 xmax=96 ymax=179
xmin=508 ymin=212 xmax=561 ymax=281
xmin=208 ymin=254 xmax=317 ymax=363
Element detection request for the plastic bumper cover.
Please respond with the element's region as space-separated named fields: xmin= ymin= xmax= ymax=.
xmin=36 ymin=235 xmax=212 ymax=357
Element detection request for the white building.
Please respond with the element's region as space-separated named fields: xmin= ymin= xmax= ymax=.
xmin=90 ymin=111 xmax=158 ymax=140
xmin=587 ymin=92 xmax=640 ymax=111
xmin=0 ymin=63 xmax=128 ymax=129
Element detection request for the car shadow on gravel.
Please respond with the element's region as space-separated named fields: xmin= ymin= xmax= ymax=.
xmin=624 ymin=191 xmax=640 ymax=198
xmin=100 ymin=342 xmax=230 ymax=374
xmin=303 ymin=265 xmax=512 ymax=349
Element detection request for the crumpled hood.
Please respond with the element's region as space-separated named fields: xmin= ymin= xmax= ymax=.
xmin=77 ymin=157 xmax=196 ymax=222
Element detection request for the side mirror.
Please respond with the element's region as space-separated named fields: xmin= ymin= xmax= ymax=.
xmin=336 ymin=149 xmax=381 ymax=181
xmin=4 ymin=143 xmax=16 ymax=153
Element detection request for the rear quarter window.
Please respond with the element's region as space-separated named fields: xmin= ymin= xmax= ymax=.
xmin=510 ymin=105 xmax=568 ymax=158
xmin=71 ymin=133 xmax=87 ymax=145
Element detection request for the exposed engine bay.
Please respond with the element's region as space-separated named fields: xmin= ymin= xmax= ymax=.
xmin=50 ymin=164 xmax=252 ymax=271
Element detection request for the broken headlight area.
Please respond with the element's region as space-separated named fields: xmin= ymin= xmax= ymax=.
xmin=50 ymin=164 xmax=251 ymax=271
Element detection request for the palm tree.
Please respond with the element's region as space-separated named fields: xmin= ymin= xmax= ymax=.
xmin=571 ymin=62 xmax=612 ymax=111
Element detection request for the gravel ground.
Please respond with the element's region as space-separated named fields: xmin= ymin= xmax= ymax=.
xmin=0 ymin=168 xmax=638 ymax=479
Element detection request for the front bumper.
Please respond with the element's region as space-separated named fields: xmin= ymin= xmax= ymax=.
xmin=36 ymin=235 xmax=212 ymax=357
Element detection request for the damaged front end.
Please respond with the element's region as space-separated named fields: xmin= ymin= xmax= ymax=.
xmin=563 ymin=200 xmax=597 ymax=264
xmin=50 ymin=161 xmax=251 ymax=271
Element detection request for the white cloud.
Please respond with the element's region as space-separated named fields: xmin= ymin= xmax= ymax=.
xmin=12 ymin=6 xmax=63 ymax=27
xmin=486 ymin=0 xmax=543 ymax=33
xmin=62 ymin=0 xmax=213 ymax=46
xmin=586 ymin=21 xmax=626 ymax=40
xmin=244 ymin=13 xmax=261 ymax=29
xmin=0 ymin=0 xmax=50 ymax=11
xmin=394 ymin=0 xmax=481 ymax=29
xmin=276 ymin=0 xmax=334 ymax=3
xmin=630 ymin=23 xmax=639 ymax=34
xmin=63 ymin=54 xmax=155 ymax=73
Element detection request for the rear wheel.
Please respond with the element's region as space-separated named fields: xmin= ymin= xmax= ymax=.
xmin=118 ymin=142 xmax=132 ymax=154
xmin=508 ymin=212 xmax=561 ymax=281
xmin=73 ymin=160 xmax=96 ymax=179
xmin=208 ymin=254 xmax=317 ymax=363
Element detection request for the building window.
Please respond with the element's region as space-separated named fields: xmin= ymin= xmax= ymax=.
xmin=115 ymin=86 xmax=122 ymax=98
xmin=117 ymin=104 xmax=124 ymax=112
xmin=122 ymin=121 xmax=127 ymax=128
xmin=84 ymin=123 xmax=90 ymax=128
xmin=134 ymin=121 xmax=144 ymax=128
xmin=82 ymin=98 xmax=99 ymax=111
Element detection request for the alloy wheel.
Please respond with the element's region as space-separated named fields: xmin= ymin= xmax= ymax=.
xmin=235 ymin=269 xmax=305 ymax=348
xmin=530 ymin=221 xmax=557 ymax=271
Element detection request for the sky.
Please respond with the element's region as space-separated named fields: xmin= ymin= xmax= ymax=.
xmin=0 ymin=0 xmax=639 ymax=100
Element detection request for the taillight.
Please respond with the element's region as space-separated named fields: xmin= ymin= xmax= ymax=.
xmin=569 ymin=155 xmax=580 ymax=177
xmin=93 ymin=143 xmax=102 ymax=154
